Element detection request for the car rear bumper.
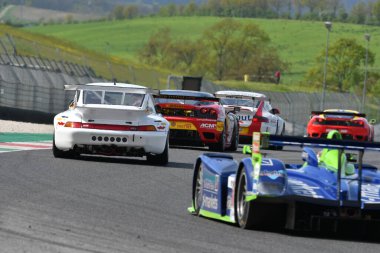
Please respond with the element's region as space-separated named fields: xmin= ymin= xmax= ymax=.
xmin=55 ymin=128 xmax=168 ymax=154
xmin=307 ymin=126 xmax=370 ymax=141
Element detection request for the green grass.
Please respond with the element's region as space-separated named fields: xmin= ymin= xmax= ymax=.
xmin=23 ymin=16 xmax=380 ymax=89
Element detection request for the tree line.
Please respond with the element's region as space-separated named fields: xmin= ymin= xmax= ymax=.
xmin=109 ymin=0 xmax=380 ymax=25
xmin=139 ymin=18 xmax=287 ymax=81
xmin=139 ymin=18 xmax=378 ymax=94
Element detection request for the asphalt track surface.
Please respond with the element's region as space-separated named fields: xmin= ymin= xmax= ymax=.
xmin=0 ymin=145 xmax=379 ymax=253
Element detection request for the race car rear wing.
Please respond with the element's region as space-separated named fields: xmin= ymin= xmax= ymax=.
xmin=153 ymin=94 xmax=219 ymax=102
xmin=214 ymin=94 xmax=267 ymax=101
xmin=267 ymin=135 xmax=380 ymax=151
xmin=64 ymin=84 xmax=150 ymax=94
xmin=311 ymin=111 xmax=366 ymax=118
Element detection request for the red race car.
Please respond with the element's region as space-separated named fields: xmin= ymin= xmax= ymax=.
xmin=154 ymin=90 xmax=239 ymax=151
xmin=306 ymin=109 xmax=376 ymax=141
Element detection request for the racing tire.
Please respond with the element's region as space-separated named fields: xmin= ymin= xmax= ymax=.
xmin=228 ymin=120 xmax=239 ymax=151
xmin=146 ymin=138 xmax=169 ymax=165
xmin=235 ymin=166 xmax=256 ymax=229
xmin=192 ymin=160 xmax=203 ymax=215
xmin=52 ymin=135 xmax=76 ymax=159
xmin=235 ymin=165 xmax=286 ymax=230
xmin=209 ymin=125 xmax=226 ymax=152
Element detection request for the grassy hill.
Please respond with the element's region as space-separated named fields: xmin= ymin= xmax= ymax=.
xmin=23 ymin=16 xmax=380 ymax=88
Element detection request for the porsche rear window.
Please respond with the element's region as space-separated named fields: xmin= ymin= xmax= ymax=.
xmin=83 ymin=90 xmax=144 ymax=106
xmin=220 ymin=98 xmax=259 ymax=108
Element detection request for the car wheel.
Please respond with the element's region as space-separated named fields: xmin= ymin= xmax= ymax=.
xmin=52 ymin=134 xmax=75 ymax=158
xmin=147 ymin=138 xmax=169 ymax=165
xmin=209 ymin=124 xmax=226 ymax=152
xmin=235 ymin=166 xmax=255 ymax=229
xmin=192 ymin=161 xmax=203 ymax=215
xmin=228 ymin=120 xmax=239 ymax=151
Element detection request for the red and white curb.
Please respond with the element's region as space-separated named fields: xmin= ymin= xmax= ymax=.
xmin=0 ymin=141 xmax=52 ymax=153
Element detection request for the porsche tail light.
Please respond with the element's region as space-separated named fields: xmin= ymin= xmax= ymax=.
xmin=253 ymin=116 xmax=269 ymax=123
xmin=64 ymin=122 xmax=82 ymax=128
xmin=137 ymin=125 xmax=157 ymax=131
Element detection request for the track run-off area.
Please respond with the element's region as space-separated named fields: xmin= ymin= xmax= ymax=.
xmin=0 ymin=134 xmax=379 ymax=252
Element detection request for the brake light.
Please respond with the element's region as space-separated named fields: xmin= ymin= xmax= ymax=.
xmin=64 ymin=122 xmax=82 ymax=128
xmin=210 ymin=109 xmax=217 ymax=116
xmin=352 ymin=120 xmax=364 ymax=126
xmin=312 ymin=118 xmax=325 ymax=125
xmin=137 ymin=125 xmax=157 ymax=131
xmin=200 ymin=108 xmax=208 ymax=114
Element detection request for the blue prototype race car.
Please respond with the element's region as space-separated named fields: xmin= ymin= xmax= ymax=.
xmin=189 ymin=131 xmax=380 ymax=236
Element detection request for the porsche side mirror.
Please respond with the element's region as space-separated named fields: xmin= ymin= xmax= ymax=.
xmin=370 ymin=119 xmax=376 ymax=124
xmin=155 ymin=105 xmax=162 ymax=113
xmin=68 ymin=100 xmax=75 ymax=109
xmin=271 ymin=108 xmax=280 ymax=115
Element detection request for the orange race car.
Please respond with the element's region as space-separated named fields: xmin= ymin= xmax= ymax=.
xmin=154 ymin=90 xmax=239 ymax=151
xmin=306 ymin=109 xmax=376 ymax=142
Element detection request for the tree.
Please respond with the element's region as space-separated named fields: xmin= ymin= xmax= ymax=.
xmin=111 ymin=5 xmax=125 ymax=20
xmin=138 ymin=27 xmax=172 ymax=65
xmin=372 ymin=0 xmax=380 ymax=24
xmin=165 ymin=38 xmax=204 ymax=73
xmin=350 ymin=1 xmax=369 ymax=24
xmin=306 ymin=38 xmax=375 ymax=92
xmin=202 ymin=18 xmax=241 ymax=80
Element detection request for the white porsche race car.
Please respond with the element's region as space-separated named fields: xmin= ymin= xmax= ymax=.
xmin=214 ymin=90 xmax=285 ymax=142
xmin=53 ymin=82 xmax=170 ymax=165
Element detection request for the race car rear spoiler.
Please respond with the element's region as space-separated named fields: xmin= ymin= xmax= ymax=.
xmin=267 ymin=135 xmax=380 ymax=151
xmin=64 ymin=84 xmax=150 ymax=94
xmin=153 ymin=94 xmax=219 ymax=102
xmin=215 ymin=95 xmax=267 ymax=101
xmin=311 ymin=111 xmax=366 ymax=118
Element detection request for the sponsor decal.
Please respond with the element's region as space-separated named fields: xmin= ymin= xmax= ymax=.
xmin=203 ymin=195 xmax=218 ymax=210
xmin=216 ymin=121 xmax=224 ymax=131
xmin=200 ymin=123 xmax=216 ymax=129
xmin=362 ymin=184 xmax=380 ymax=202
xmin=58 ymin=122 xmax=65 ymax=126
xmin=239 ymin=127 xmax=249 ymax=134
xmin=203 ymin=174 xmax=219 ymax=192
xmin=288 ymin=179 xmax=323 ymax=198
xmin=169 ymin=121 xmax=196 ymax=130
xmin=260 ymin=170 xmax=285 ymax=180
xmin=163 ymin=104 xmax=186 ymax=109
xmin=238 ymin=115 xmax=252 ymax=121
xmin=252 ymin=132 xmax=261 ymax=153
